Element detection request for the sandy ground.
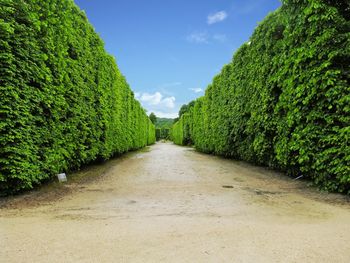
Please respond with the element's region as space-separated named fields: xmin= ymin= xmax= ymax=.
xmin=1 ymin=142 xmax=350 ymax=263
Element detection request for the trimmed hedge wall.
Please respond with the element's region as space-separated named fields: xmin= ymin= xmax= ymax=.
xmin=0 ymin=0 xmax=155 ymax=194
xmin=172 ymin=0 xmax=350 ymax=193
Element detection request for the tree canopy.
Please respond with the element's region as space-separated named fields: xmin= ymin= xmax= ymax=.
xmin=149 ymin=113 xmax=157 ymax=125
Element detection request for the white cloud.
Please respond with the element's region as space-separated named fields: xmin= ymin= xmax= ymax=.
xmin=187 ymin=32 xmax=228 ymax=45
xmin=207 ymin=11 xmax=228 ymax=25
xmin=162 ymin=96 xmax=176 ymax=109
xmin=152 ymin=111 xmax=179 ymax=119
xmin=213 ymin=34 xmax=227 ymax=43
xmin=186 ymin=32 xmax=209 ymax=44
xmin=139 ymin=92 xmax=162 ymax=105
xmin=137 ymin=91 xmax=176 ymax=109
xmin=190 ymin=88 xmax=203 ymax=93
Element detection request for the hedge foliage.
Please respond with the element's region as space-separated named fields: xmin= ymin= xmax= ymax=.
xmin=0 ymin=0 xmax=155 ymax=194
xmin=155 ymin=128 xmax=170 ymax=141
xmin=172 ymin=0 xmax=350 ymax=193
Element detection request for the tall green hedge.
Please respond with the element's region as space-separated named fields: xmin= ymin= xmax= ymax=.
xmin=0 ymin=0 xmax=155 ymax=195
xmin=172 ymin=0 xmax=349 ymax=193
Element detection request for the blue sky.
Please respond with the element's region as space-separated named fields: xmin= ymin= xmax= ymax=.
xmin=74 ymin=0 xmax=281 ymax=118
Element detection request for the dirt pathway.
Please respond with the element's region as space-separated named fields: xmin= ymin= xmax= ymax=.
xmin=1 ymin=143 xmax=350 ymax=262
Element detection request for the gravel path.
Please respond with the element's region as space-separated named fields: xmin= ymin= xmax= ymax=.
xmin=1 ymin=142 xmax=350 ymax=262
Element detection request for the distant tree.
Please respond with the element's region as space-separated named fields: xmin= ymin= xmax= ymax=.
xmin=178 ymin=105 xmax=188 ymax=118
xmin=155 ymin=117 xmax=174 ymax=129
xmin=188 ymin=100 xmax=195 ymax=108
xmin=179 ymin=100 xmax=195 ymax=118
xmin=149 ymin=112 xmax=157 ymax=124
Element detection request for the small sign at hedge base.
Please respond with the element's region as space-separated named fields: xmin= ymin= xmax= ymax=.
xmin=57 ymin=173 xmax=67 ymax=183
